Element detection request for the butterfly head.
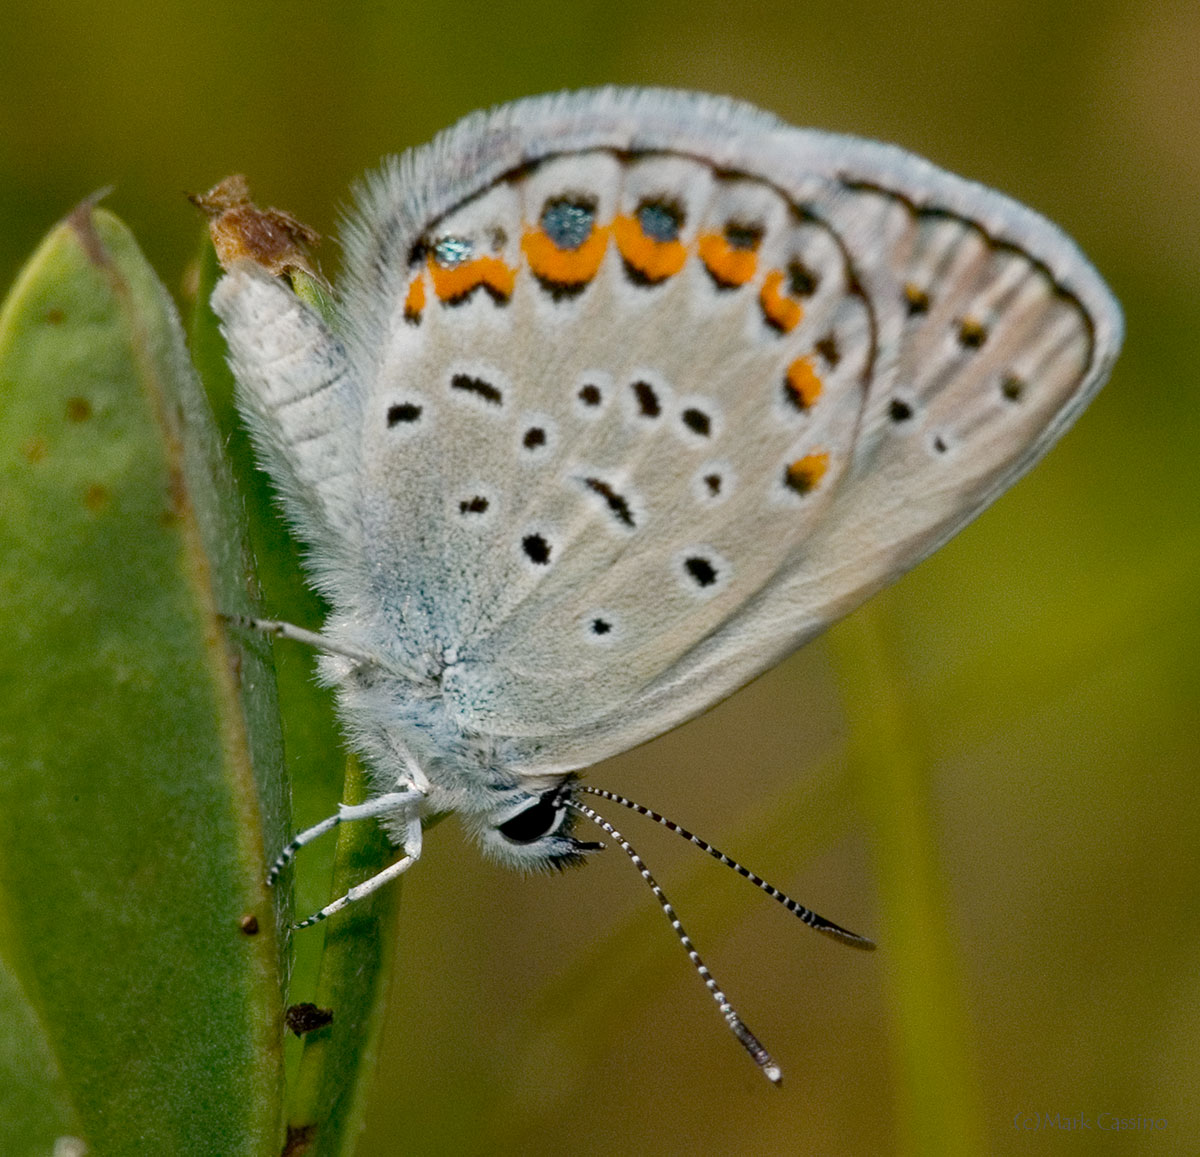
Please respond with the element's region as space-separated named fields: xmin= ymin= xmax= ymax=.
xmin=472 ymin=777 xmax=603 ymax=872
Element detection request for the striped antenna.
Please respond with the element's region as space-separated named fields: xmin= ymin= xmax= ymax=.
xmin=565 ymin=797 xmax=783 ymax=1086
xmin=579 ymin=785 xmax=874 ymax=951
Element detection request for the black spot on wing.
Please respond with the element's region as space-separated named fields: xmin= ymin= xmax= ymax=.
xmin=582 ymin=477 xmax=636 ymax=528
xmin=387 ymin=402 xmax=422 ymax=426
xmin=451 ymin=373 xmax=503 ymax=405
xmin=632 ymin=380 xmax=660 ymax=417
xmin=523 ymin=533 xmax=551 ymax=564
xmin=684 ymin=556 xmax=718 ymax=587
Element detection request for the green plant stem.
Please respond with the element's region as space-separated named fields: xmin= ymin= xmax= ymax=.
xmin=287 ymin=757 xmax=402 ymax=1156
xmin=189 ymin=237 xmax=403 ymax=1154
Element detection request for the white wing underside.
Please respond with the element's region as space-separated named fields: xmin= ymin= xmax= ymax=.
xmin=215 ymin=88 xmax=1122 ymax=778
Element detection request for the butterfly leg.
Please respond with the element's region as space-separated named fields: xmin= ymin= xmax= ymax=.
xmin=293 ymin=808 xmax=423 ymax=928
xmin=267 ymin=787 xmax=424 ymax=884
xmin=222 ymin=613 xmax=383 ymax=668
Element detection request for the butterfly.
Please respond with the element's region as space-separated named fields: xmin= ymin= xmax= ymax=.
xmin=211 ymin=87 xmax=1122 ymax=1083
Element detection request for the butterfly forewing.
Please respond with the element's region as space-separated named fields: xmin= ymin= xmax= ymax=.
xmin=219 ymin=88 xmax=1120 ymax=773
xmin=354 ymin=145 xmax=877 ymax=737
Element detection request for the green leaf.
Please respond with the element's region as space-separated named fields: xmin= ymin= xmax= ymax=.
xmin=0 ymin=204 xmax=286 ymax=1155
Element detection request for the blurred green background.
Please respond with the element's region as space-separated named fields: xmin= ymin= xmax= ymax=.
xmin=3 ymin=1 xmax=1197 ymax=1154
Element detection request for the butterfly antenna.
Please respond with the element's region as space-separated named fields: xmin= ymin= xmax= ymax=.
xmin=565 ymin=797 xmax=783 ymax=1086
xmin=579 ymin=785 xmax=874 ymax=951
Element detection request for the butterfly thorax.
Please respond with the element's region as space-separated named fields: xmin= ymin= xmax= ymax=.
xmin=317 ymin=643 xmax=590 ymax=869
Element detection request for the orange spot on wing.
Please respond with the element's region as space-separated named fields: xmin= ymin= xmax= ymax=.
xmin=403 ymin=274 xmax=426 ymax=321
xmin=760 ymin=269 xmax=804 ymax=333
xmin=612 ymin=214 xmax=687 ymax=283
xmin=784 ymin=451 xmax=829 ymax=495
xmin=698 ymin=233 xmax=758 ymax=287
xmin=428 ymin=255 xmax=517 ymax=303
xmin=785 ymin=356 xmax=823 ymax=410
xmin=904 ymin=283 xmax=930 ymax=314
xmin=521 ymin=224 xmax=609 ymax=286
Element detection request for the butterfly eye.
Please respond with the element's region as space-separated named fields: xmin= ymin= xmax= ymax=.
xmin=496 ymin=792 xmax=564 ymax=843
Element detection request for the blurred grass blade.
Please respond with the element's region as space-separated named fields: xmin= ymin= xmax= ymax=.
xmin=0 ymin=203 xmax=286 ymax=1155
xmin=833 ymin=608 xmax=986 ymax=1156
xmin=188 ymin=233 xmax=402 ymax=1156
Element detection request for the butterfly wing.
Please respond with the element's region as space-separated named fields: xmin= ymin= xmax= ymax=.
xmin=228 ymin=88 xmax=1123 ymax=776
